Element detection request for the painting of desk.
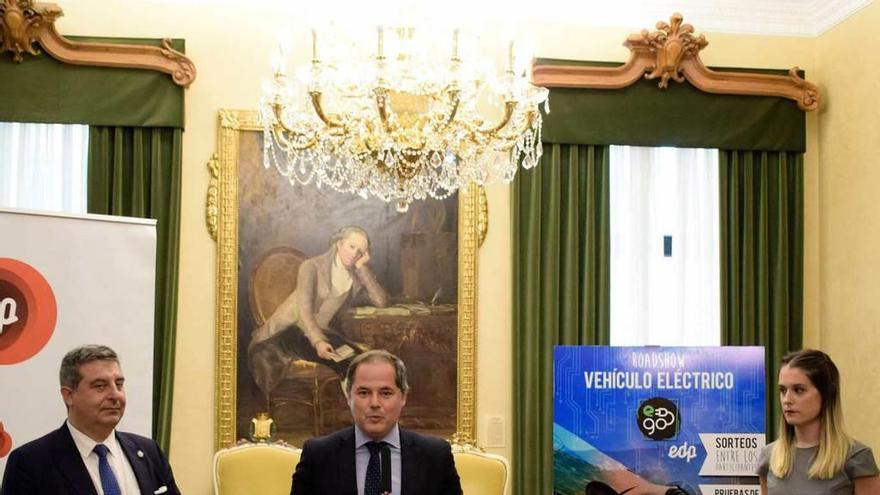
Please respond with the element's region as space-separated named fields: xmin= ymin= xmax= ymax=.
xmin=340 ymin=305 xmax=458 ymax=435
xmin=262 ymin=305 xmax=458 ymax=443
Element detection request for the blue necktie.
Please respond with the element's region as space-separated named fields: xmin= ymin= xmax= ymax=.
xmin=364 ymin=441 xmax=385 ymax=495
xmin=93 ymin=444 xmax=123 ymax=495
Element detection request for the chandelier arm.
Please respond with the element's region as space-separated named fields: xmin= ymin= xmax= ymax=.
xmin=440 ymin=88 xmax=461 ymax=129
xmin=271 ymin=123 xmax=317 ymax=151
xmin=309 ymin=91 xmax=342 ymax=128
xmin=473 ymin=101 xmax=516 ymax=135
xmin=374 ymin=88 xmax=393 ymax=132
xmin=496 ymin=109 xmax=538 ymax=140
xmin=269 ymin=103 xmax=318 ymax=151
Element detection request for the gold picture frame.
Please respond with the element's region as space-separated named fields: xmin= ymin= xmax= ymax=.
xmin=207 ymin=109 xmax=484 ymax=449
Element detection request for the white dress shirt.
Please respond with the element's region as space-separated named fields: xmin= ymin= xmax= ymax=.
xmin=67 ymin=420 xmax=142 ymax=495
xmin=355 ymin=425 xmax=402 ymax=495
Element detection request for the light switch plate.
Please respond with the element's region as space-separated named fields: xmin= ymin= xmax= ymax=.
xmin=484 ymin=415 xmax=505 ymax=448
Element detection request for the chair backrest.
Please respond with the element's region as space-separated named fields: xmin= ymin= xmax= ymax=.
xmin=213 ymin=442 xmax=301 ymax=495
xmin=248 ymin=246 xmax=307 ymax=326
xmin=453 ymin=446 xmax=510 ymax=495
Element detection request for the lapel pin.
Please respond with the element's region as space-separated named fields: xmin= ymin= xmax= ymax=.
xmin=137 ymin=450 xmax=144 ymax=458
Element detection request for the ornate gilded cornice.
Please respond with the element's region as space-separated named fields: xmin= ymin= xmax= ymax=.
xmin=639 ymin=13 xmax=708 ymax=89
xmin=533 ymin=13 xmax=819 ymax=111
xmin=476 ymin=187 xmax=488 ymax=248
xmin=0 ymin=0 xmax=196 ymax=87
xmin=205 ymin=153 xmax=219 ymax=242
xmin=0 ymin=0 xmax=57 ymax=61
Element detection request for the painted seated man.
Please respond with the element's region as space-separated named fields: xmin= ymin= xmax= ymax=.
xmin=249 ymin=225 xmax=389 ymax=397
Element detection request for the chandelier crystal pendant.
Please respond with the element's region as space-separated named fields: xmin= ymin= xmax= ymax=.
xmin=260 ymin=26 xmax=549 ymax=212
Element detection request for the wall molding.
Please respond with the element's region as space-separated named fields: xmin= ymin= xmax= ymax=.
xmin=538 ymin=0 xmax=871 ymax=37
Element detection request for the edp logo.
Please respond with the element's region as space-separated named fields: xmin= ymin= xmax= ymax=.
xmin=0 ymin=297 xmax=19 ymax=335
xmin=0 ymin=258 xmax=57 ymax=365
xmin=637 ymin=397 xmax=680 ymax=440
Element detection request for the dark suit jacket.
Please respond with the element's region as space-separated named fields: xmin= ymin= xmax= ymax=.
xmin=0 ymin=423 xmax=180 ymax=495
xmin=290 ymin=426 xmax=462 ymax=495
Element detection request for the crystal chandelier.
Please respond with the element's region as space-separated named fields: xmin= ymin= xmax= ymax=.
xmin=260 ymin=26 xmax=549 ymax=212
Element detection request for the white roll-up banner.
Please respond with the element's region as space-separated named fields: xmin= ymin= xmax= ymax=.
xmin=0 ymin=208 xmax=156 ymax=477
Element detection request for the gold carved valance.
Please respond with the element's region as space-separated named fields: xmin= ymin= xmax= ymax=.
xmin=0 ymin=0 xmax=195 ymax=87
xmin=533 ymin=13 xmax=818 ymax=111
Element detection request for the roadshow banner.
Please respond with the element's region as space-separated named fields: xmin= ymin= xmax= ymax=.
xmin=554 ymin=346 xmax=765 ymax=495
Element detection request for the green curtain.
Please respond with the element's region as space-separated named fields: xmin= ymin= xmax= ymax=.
xmin=512 ymin=143 xmax=611 ymax=495
xmin=719 ymin=149 xmax=804 ymax=439
xmin=87 ymin=126 xmax=182 ymax=451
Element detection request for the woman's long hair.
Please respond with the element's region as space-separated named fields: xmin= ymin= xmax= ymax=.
xmin=770 ymin=349 xmax=852 ymax=479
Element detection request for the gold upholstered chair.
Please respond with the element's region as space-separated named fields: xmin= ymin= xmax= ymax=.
xmin=213 ymin=441 xmax=301 ymax=495
xmin=452 ymin=443 xmax=510 ymax=495
xmin=249 ymin=246 xmax=339 ymax=435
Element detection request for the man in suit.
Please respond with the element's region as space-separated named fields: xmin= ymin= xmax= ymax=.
xmin=290 ymin=349 xmax=462 ymax=495
xmin=0 ymin=345 xmax=180 ymax=495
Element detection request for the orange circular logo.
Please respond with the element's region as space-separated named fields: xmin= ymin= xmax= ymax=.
xmin=0 ymin=421 xmax=12 ymax=458
xmin=0 ymin=258 xmax=57 ymax=365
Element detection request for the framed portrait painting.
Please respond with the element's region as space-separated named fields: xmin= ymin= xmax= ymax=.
xmin=208 ymin=109 xmax=485 ymax=448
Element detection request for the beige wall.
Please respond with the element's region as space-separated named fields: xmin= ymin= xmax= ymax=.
xmin=54 ymin=2 xmax=843 ymax=493
xmin=816 ymin=1 xmax=880 ymax=454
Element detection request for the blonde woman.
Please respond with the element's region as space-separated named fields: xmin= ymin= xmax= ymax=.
xmin=758 ymin=349 xmax=880 ymax=494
